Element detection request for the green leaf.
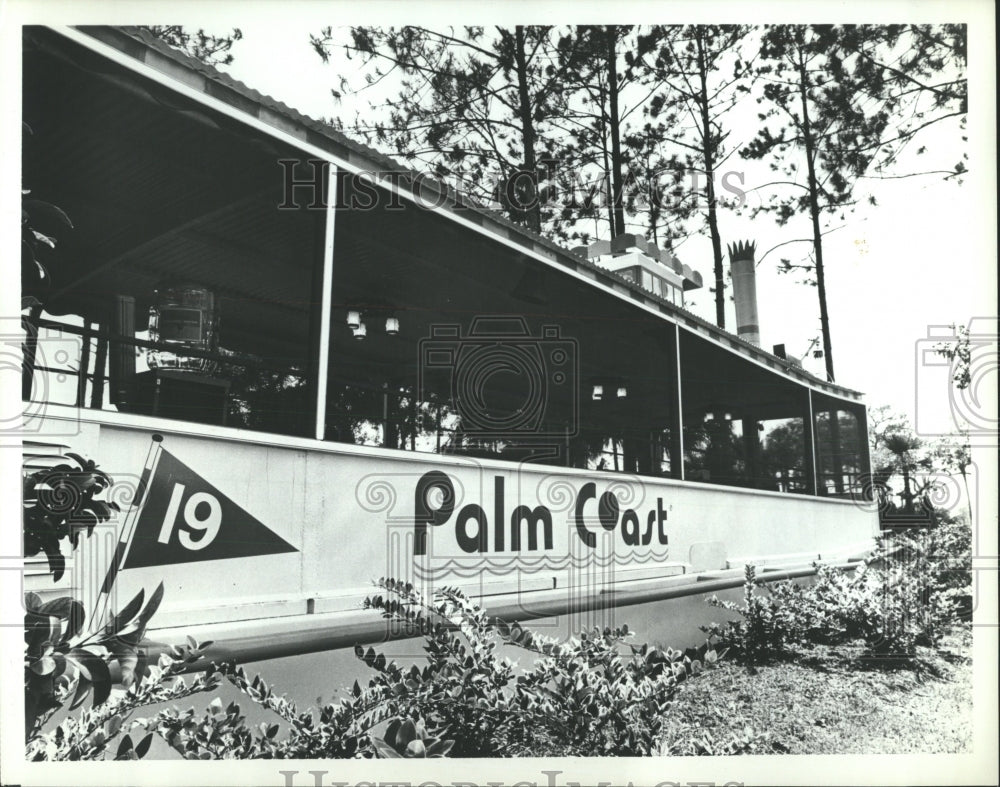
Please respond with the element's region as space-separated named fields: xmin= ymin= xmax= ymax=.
xmin=43 ymin=544 xmax=66 ymax=582
xmin=66 ymin=651 xmax=93 ymax=681
xmin=68 ymin=679 xmax=92 ymax=710
xmin=30 ymin=656 xmax=56 ymax=676
xmin=397 ymin=719 xmax=417 ymax=746
xmin=24 ymin=592 xmax=43 ymax=612
xmin=427 ymin=738 xmax=455 ymax=757
xmin=116 ymin=735 xmax=134 ymax=758
xmin=372 ymin=737 xmax=402 ymax=758
xmin=117 ymin=588 xmax=146 ymax=627
xmin=105 ymin=715 xmax=123 ymax=737
xmin=134 ymin=733 xmax=153 ymax=758
xmin=136 ymin=583 xmax=165 ymax=631
xmin=23 ymin=199 xmax=74 ymax=230
xmin=88 ymin=659 xmax=113 ymax=705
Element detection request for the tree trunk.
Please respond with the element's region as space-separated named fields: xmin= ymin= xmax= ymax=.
xmin=606 ymin=27 xmax=626 ymax=237
xmin=513 ymin=26 xmax=542 ymax=233
xmin=797 ymin=52 xmax=835 ymax=382
xmin=697 ymin=32 xmax=726 ymax=329
xmin=597 ymin=77 xmax=616 ymax=234
xmin=901 ymin=466 xmax=914 ymax=514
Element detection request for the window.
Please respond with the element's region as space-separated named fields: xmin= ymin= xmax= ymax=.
xmin=812 ymin=394 xmax=869 ymax=498
xmin=322 ymin=172 xmax=681 ymax=477
xmin=680 ymin=330 xmax=813 ymax=493
xmin=22 ymin=31 xmax=325 ymax=437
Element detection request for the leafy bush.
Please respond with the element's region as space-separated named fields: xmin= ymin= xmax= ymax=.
xmin=372 ymin=717 xmax=454 ymax=758
xmin=705 ymin=521 xmax=971 ymax=664
xmin=361 ymin=579 xmax=721 ymax=756
xmin=899 ymin=516 xmax=973 ymax=618
xmin=24 ymin=580 xmax=223 ymax=752
xmin=703 ymin=565 xmax=802 ymax=663
xmin=26 ymin=636 xmax=220 ymax=761
xmin=23 ymin=453 xmax=119 ymax=580
xmin=25 ymin=584 xmax=156 ymax=738
xmin=662 ymin=725 xmax=770 ymax=756
xmin=138 ymin=579 xmax=722 ymax=759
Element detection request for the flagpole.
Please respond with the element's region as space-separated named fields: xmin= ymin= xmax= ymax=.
xmin=90 ymin=433 xmax=163 ymax=635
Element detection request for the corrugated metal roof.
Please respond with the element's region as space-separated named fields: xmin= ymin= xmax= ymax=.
xmin=63 ymin=24 xmax=862 ymax=400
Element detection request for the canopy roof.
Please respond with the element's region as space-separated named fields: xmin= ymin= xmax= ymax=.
xmin=24 ymin=25 xmax=863 ymax=402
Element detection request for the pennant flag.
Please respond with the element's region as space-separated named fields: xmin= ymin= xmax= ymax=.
xmin=120 ymin=449 xmax=297 ymax=569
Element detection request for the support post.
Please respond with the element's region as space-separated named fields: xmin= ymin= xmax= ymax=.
xmin=76 ymin=321 xmax=92 ymax=407
xmin=804 ymin=389 xmax=818 ymax=496
xmin=672 ymin=323 xmax=685 ymax=480
xmin=314 ymin=162 xmax=337 ymax=441
xmin=89 ymin=331 xmax=107 ymax=409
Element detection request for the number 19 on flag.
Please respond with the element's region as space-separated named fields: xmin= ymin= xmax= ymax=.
xmin=122 ymin=449 xmax=296 ymax=570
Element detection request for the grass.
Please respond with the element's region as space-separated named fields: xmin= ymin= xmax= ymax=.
xmin=658 ymin=625 xmax=973 ymax=755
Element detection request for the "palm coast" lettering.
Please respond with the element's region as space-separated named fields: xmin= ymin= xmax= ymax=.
xmin=413 ymin=471 xmax=669 ymax=556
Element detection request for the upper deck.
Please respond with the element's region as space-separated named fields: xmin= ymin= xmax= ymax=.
xmin=22 ymin=25 xmax=869 ymax=502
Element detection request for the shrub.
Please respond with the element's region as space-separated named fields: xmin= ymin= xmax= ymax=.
xmin=26 ymin=635 xmax=220 ymax=761
xmin=22 ymin=452 xmax=118 ymax=580
xmin=25 ymin=583 xmax=165 ymax=740
xmin=705 ymin=522 xmax=971 ymax=665
xmin=899 ymin=516 xmax=973 ymax=618
xmin=361 ymin=579 xmax=722 ymax=757
xmin=662 ymin=725 xmax=770 ymax=756
xmin=702 ymin=565 xmax=802 ymax=663
xmin=140 ymin=579 xmax=723 ymax=759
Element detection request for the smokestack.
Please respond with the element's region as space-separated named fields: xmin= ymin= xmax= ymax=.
xmin=728 ymin=240 xmax=760 ymax=346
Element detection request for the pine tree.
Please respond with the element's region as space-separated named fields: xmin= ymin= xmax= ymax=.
xmin=742 ymin=24 xmax=967 ymax=382
xmin=310 ymin=26 xmax=587 ymax=234
xmin=650 ymin=25 xmax=754 ymax=328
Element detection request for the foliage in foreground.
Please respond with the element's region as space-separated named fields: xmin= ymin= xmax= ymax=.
xmin=22 ymin=452 xmax=119 ymax=581
xmin=26 ymin=636 xmax=219 ymax=761
xmin=133 ymin=580 xmax=722 ymax=759
xmin=24 ymin=582 xmax=172 ymax=742
xmin=704 ymin=518 xmax=971 ymax=664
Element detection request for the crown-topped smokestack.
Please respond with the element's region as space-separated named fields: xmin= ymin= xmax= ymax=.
xmin=728 ymin=240 xmax=760 ymax=346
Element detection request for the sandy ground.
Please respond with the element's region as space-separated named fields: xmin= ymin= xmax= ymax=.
xmin=658 ymin=625 xmax=973 ymax=755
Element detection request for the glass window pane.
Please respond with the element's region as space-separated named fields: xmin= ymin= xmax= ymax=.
xmin=23 ymin=41 xmax=324 ymax=437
